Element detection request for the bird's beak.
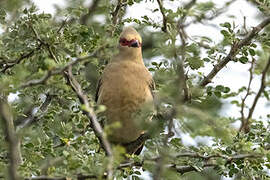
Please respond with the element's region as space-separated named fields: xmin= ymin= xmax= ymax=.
xmin=130 ymin=40 xmax=140 ymax=48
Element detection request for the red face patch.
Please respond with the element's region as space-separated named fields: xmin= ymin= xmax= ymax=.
xmin=119 ymin=38 xmax=141 ymax=48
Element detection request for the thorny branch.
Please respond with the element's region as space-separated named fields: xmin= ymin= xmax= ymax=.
xmin=0 ymin=97 xmax=21 ymax=180
xmin=240 ymin=56 xmax=270 ymax=133
xmin=64 ymin=66 xmax=113 ymax=180
xmin=200 ymin=17 xmax=270 ymax=87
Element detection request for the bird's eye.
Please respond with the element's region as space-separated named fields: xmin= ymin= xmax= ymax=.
xmin=119 ymin=38 xmax=130 ymax=46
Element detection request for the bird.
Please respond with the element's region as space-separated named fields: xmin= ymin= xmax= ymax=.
xmin=95 ymin=27 xmax=155 ymax=154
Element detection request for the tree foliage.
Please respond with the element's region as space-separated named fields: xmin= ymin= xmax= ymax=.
xmin=0 ymin=0 xmax=270 ymax=179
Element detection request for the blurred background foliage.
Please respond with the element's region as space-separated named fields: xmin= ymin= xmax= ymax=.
xmin=0 ymin=0 xmax=270 ymax=179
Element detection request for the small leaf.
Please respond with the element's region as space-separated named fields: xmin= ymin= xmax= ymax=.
xmin=263 ymin=90 xmax=269 ymax=100
xmin=239 ymin=56 xmax=248 ymax=64
xmin=221 ymin=30 xmax=230 ymax=37
xmin=214 ymin=91 xmax=221 ymax=98
xmin=223 ymin=87 xmax=230 ymax=93
xmin=248 ymin=49 xmax=256 ymax=56
xmin=187 ymin=57 xmax=204 ymax=70
xmin=220 ymin=22 xmax=231 ymax=29
xmin=215 ymin=85 xmax=224 ymax=91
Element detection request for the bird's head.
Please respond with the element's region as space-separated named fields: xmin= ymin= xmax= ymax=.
xmin=118 ymin=27 xmax=142 ymax=60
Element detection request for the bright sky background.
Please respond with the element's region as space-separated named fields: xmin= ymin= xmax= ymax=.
xmin=7 ymin=1 xmax=270 ymax=179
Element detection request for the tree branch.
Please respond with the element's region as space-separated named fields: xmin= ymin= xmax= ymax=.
xmin=16 ymin=94 xmax=53 ymax=130
xmin=240 ymin=58 xmax=255 ymax=130
xmin=157 ymin=0 xmax=167 ymax=32
xmin=240 ymin=56 xmax=270 ymax=132
xmin=0 ymin=97 xmax=20 ymax=180
xmin=0 ymin=44 xmax=42 ymax=73
xmin=25 ymin=176 xmax=67 ymax=180
xmin=20 ymin=152 xmax=262 ymax=180
xmin=64 ymin=66 xmax=113 ymax=179
xmin=111 ymin=0 xmax=124 ymax=25
xmin=28 ymin=24 xmax=60 ymax=63
xmin=200 ymin=17 xmax=270 ymax=87
xmin=20 ymin=49 xmax=101 ymax=88
xmin=177 ymin=21 xmax=191 ymax=102
xmin=175 ymin=152 xmax=260 ymax=161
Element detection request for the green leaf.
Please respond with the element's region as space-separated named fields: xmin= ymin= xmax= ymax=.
xmin=132 ymin=176 xmax=140 ymax=180
xmin=215 ymin=85 xmax=224 ymax=91
xmin=214 ymin=91 xmax=221 ymax=97
xmin=223 ymin=87 xmax=230 ymax=93
xmin=142 ymin=15 xmax=149 ymax=21
xmin=23 ymin=8 xmax=28 ymax=14
xmin=220 ymin=22 xmax=231 ymax=29
xmin=248 ymin=49 xmax=256 ymax=56
xmin=187 ymin=57 xmax=204 ymax=70
xmin=263 ymin=90 xmax=269 ymax=100
xmin=239 ymin=56 xmax=248 ymax=64
xmin=221 ymin=30 xmax=230 ymax=38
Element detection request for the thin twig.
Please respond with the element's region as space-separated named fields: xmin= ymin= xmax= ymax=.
xmin=56 ymin=18 xmax=68 ymax=34
xmin=64 ymin=66 xmax=113 ymax=179
xmin=240 ymin=56 xmax=270 ymax=132
xmin=20 ymin=49 xmax=100 ymax=88
xmin=29 ymin=23 xmax=59 ymax=63
xmin=0 ymin=44 xmax=42 ymax=73
xmin=200 ymin=17 xmax=270 ymax=87
xmin=157 ymin=0 xmax=167 ymax=32
xmin=177 ymin=21 xmax=191 ymax=102
xmin=240 ymin=58 xmax=255 ymax=128
xmin=111 ymin=0 xmax=123 ymax=25
xmin=175 ymin=152 xmax=260 ymax=161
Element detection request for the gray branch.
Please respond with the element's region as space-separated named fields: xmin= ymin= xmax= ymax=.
xmin=64 ymin=66 xmax=114 ymax=180
xmin=200 ymin=17 xmax=270 ymax=87
xmin=0 ymin=97 xmax=21 ymax=180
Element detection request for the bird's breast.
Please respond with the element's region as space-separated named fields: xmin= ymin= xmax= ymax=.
xmin=98 ymin=61 xmax=153 ymax=143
